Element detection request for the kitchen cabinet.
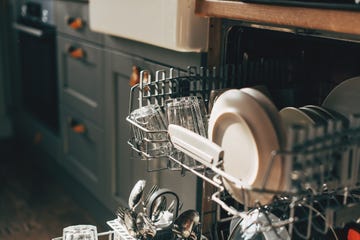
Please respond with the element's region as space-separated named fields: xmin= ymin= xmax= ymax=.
xmin=55 ymin=0 xmax=203 ymax=213
xmin=61 ymin=105 xmax=105 ymax=198
xmin=57 ymin=36 xmax=105 ymax=126
xmin=103 ymin=50 xmax=198 ymax=211
xmin=55 ymin=0 xmax=103 ymax=45
xmin=55 ymin=0 xmax=107 ymax=203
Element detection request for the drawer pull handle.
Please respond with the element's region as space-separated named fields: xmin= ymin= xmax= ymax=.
xmin=69 ymin=118 xmax=86 ymax=134
xmin=68 ymin=46 xmax=85 ymax=59
xmin=67 ymin=17 xmax=84 ymax=30
xmin=129 ymin=65 xmax=140 ymax=86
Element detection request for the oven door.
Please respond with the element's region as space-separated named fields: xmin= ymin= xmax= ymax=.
xmin=14 ymin=20 xmax=59 ymax=134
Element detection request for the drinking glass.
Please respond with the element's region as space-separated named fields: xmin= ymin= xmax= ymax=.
xmin=129 ymin=104 xmax=170 ymax=158
xmin=62 ymin=225 xmax=97 ymax=240
xmin=166 ymin=96 xmax=207 ymax=169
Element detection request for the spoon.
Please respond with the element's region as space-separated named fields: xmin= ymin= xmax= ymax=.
xmin=172 ymin=209 xmax=200 ymax=239
xmin=129 ymin=180 xmax=146 ymax=211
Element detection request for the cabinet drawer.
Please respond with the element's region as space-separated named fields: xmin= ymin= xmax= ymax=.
xmin=55 ymin=0 xmax=103 ymax=44
xmin=61 ymin=106 xmax=104 ymax=196
xmin=57 ymin=36 xmax=104 ymax=125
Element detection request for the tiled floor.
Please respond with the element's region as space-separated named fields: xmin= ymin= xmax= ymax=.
xmin=0 ymin=140 xmax=102 ymax=240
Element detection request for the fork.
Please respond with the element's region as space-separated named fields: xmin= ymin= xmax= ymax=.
xmin=142 ymin=184 xmax=159 ymax=212
xmin=115 ymin=206 xmax=126 ymax=220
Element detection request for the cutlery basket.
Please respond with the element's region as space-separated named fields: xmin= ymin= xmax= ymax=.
xmin=107 ymin=218 xmax=199 ymax=240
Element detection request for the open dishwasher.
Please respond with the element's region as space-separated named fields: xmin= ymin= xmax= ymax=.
xmin=124 ymin=62 xmax=360 ymax=239
xmin=53 ymin=23 xmax=360 ymax=240
xmin=52 ymin=63 xmax=360 ymax=239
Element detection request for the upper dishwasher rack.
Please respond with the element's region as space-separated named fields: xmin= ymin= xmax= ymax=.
xmin=126 ymin=67 xmax=360 ymax=238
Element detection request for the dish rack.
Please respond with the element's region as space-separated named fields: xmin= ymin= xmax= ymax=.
xmin=126 ymin=66 xmax=360 ymax=239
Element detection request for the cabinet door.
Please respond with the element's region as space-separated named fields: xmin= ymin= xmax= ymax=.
xmin=104 ymin=50 xmax=198 ymax=210
xmin=104 ymin=50 xmax=155 ymax=207
xmin=57 ymin=36 xmax=104 ymax=126
xmin=61 ymin=105 xmax=105 ymax=199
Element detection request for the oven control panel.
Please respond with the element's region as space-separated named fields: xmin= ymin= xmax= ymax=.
xmin=18 ymin=0 xmax=54 ymax=25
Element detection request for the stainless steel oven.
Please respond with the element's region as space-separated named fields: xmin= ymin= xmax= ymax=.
xmin=14 ymin=0 xmax=59 ymax=134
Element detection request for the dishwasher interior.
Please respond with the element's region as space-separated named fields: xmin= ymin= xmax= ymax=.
xmin=52 ymin=21 xmax=360 ymax=240
xmin=220 ymin=23 xmax=360 ymax=109
xmin=206 ymin=22 xmax=360 ymax=239
xmin=123 ymin=22 xmax=360 ymax=239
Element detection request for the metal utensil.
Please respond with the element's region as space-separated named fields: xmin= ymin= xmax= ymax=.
xmin=148 ymin=189 xmax=180 ymax=220
xmin=172 ymin=209 xmax=200 ymax=239
xmin=136 ymin=212 xmax=157 ymax=239
xmin=167 ymin=199 xmax=176 ymax=213
xmin=143 ymin=184 xmax=159 ymax=212
xmin=116 ymin=206 xmax=138 ymax=238
xmin=129 ymin=180 xmax=146 ymax=211
xmin=151 ymin=195 xmax=167 ymax=222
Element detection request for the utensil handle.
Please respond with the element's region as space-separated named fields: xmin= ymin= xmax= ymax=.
xmin=168 ymin=124 xmax=223 ymax=167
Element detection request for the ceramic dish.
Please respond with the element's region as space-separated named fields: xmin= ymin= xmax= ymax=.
xmin=208 ymin=89 xmax=283 ymax=206
xmin=299 ymin=107 xmax=328 ymax=125
xmin=303 ymin=105 xmax=336 ymax=120
xmin=280 ymin=107 xmax=315 ymax=130
xmin=321 ymin=107 xmax=350 ymax=128
xmin=240 ymin=88 xmax=286 ymax=148
xmin=240 ymin=88 xmax=289 ymax=193
xmin=322 ymin=76 xmax=360 ymax=117
xmin=302 ymin=105 xmax=350 ymax=129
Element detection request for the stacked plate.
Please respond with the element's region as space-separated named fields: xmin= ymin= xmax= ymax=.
xmin=279 ymin=76 xmax=360 ymax=190
xmin=279 ymin=105 xmax=340 ymax=129
xmin=208 ymin=88 xmax=286 ymax=206
xmin=322 ymin=76 xmax=360 ymax=185
xmin=207 ymin=76 xmax=360 ymax=206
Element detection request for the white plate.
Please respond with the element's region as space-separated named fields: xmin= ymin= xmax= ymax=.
xmin=240 ymin=88 xmax=286 ymax=148
xmin=299 ymin=107 xmax=328 ymax=125
xmin=280 ymin=107 xmax=315 ymax=130
xmin=322 ymin=76 xmax=360 ymax=117
xmin=208 ymin=89 xmax=282 ymax=205
xmin=303 ymin=105 xmax=336 ymax=120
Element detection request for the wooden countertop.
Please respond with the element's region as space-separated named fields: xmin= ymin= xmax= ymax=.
xmin=195 ymin=0 xmax=360 ymax=36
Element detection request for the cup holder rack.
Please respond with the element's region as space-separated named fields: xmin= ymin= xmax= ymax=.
xmin=126 ymin=67 xmax=360 ymax=239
